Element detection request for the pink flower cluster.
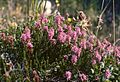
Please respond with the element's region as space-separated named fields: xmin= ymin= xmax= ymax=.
xmin=40 ymin=15 xmax=48 ymax=24
xmin=71 ymin=55 xmax=78 ymax=64
xmin=105 ymin=69 xmax=111 ymax=79
xmin=21 ymin=27 xmax=31 ymax=43
xmin=7 ymin=35 xmax=14 ymax=47
xmin=20 ymin=27 xmax=33 ymax=52
xmin=95 ymin=50 xmax=102 ymax=62
xmin=55 ymin=15 xmax=64 ymax=25
xmin=43 ymin=26 xmax=48 ymax=32
xmin=34 ymin=21 xmax=41 ymax=28
xmin=0 ymin=33 xmax=14 ymax=47
xmin=114 ymin=46 xmax=120 ymax=58
xmin=46 ymin=27 xmax=57 ymax=45
xmin=27 ymin=42 xmax=33 ymax=49
xmin=48 ymin=28 xmax=54 ymax=40
xmin=79 ymin=73 xmax=88 ymax=82
xmin=57 ymin=32 xmax=67 ymax=43
xmin=63 ymin=55 xmax=68 ymax=61
xmin=34 ymin=15 xmax=48 ymax=28
xmin=33 ymin=13 xmax=120 ymax=81
xmin=65 ymin=71 xmax=72 ymax=81
xmin=44 ymin=21 xmax=88 ymax=65
xmin=45 ymin=16 xmax=88 ymax=46
xmin=0 ymin=33 xmax=6 ymax=41
xmin=64 ymin=71 xmax=88 ymax=81
xmin=71 ymin=45 xmax=82 ymax=63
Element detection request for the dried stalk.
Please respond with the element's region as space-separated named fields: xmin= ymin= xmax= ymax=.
xmin=113 ymin=0 xmax=116 ymax=45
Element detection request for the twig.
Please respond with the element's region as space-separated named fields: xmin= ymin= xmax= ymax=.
xmin=100 ymin=0 xmax=111 ymax=18
xmin=113 ymin=39 xmax=120 ymax=46
xmin=101 ymin=0 xmax=104 ymax=11
xmin=113 ymin=0 xmax=116 ymax=44
xmin=96 ymin=0 xmax=111 ymax=37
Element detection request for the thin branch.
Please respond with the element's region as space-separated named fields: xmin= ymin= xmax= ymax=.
xmin=101 ymin=0 xmax=104 ymax=11
xmin=100 ymin=0 xmax=111 ymax=18
xmin=113 ymin=39 xmax=120 ymax=46
xmin=113 ymin=0 xmax=116 ymax=44
xmin=96 ymin=0 xmax=111 ymax=37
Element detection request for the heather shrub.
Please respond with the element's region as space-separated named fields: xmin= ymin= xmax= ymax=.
xmin=0 ymin=12 xmax=120 ymax=82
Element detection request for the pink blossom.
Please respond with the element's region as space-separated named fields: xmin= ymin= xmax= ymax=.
xmin=39 ymin=14 xmax=44 ymax=20
xmin=21 ymin=34 xmax=27 ymax=42
xmin=66 ymin=35 xmax=71 ymax=44
xmin=71 ymin=55 xmax=78 ymax=64
xmin=22 ymin=27 xmax=31 ymax=40
xmin=79 ymin=73 xmax=87 ymax=82
xmin=24 ymin=27 xmax=30 ymax=35
xmin=42 ymin=17 xmax=48 ymax=23
xmin=81 ymin=30 xmax=86 ymax=37
xmin=105 ymin=69 xmax=111 ymax=79
xmin=27 ymin=42 xmax=33 ymax=49
xmin=21 ymin=32 xmax=31 ymax=43
xmin=65 ymin=71 xmax=72 ymax=80
xmin=72 ymin=31 xmax=78 ymax=43
xmin=43 ymin=26 xmax=48 ymax=32
xmin=88 ymin=35 xmax=95 ymax=43
xmin=86 ymin=41 xmax=93 ymax=51
xmin=95 ymin=51 xmax=102 ymax=62
xmin=7 ymin=35 xmax=14 ymax=45
xmin=97 ymin=40 xmax=103 ymax=49
xmin=57 ymin=32 xmax=67 ymax=43
xmin=48 ymin=28 xmax=54 ymax=40
xmin=114 ymin=47 xmax=120 ymax=58
xmin=64 ymin=55 xmax=68 ymax=61
xmin=107 ymin=45 xmax=113 ymax=53
xmin=101 ymin=43 xmax=106 ymax=50
xmin=50 ymin=39 xmax=56 ymax=45
xmin=55 ymin=15 xmax=64 ymax=25
xmin=67 ymin=25 xmax=73 ymax=36
xmin=34 ymin=21 xmax=40 ymax=28
xmin=58 ymin=25 xmax=64 ymax=32
xmin=67 ymin=30 xmax=73 ymax=37
xmin=67 ymin=25 xmax=72 ymax=31
xmin=102 ymin=51 xmax=106 ymax=56
xmin=92 ymin=59 xmax=96 ymax=65
xmin=102 ymin=39 xmax=113 ymax=53
xmin=0 ymin=33 xmax=6 ymax=41
xmin=103 ymin=39 xmax=111 ymax=45
xmin=25 ymin=32 xmax=31 ymax=39
xmin=75 ymin=27 xmax=82 ymax=36
xmin=71 ymin=45 xmax=79 ymax=54
xmin=77 ymin=48 xmax=82 ymax=58
xmin=100 ymin=39 xmax=111 ymax=50
xmin=63 ymin=24 xmax=67 ymax=29
xmin=40 ymin=15 xmax=48 ymax=23
xmin=80 ymin=39 xmax=87 ymax=49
